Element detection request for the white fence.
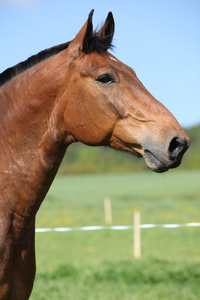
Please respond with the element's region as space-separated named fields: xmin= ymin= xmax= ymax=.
xmin=35 ymin=222 xmax=200 ymax=233
xmin=35 ymin=199 xmax=200 ymax=259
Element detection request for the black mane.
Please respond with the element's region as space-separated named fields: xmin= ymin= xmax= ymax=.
xmin=0 ymin=41 xmax=71 ymax=87
xmin=0 ymin=27 xmax=113 ymax=87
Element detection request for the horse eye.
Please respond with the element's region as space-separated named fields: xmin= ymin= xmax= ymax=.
xmin=96 ymin=74 xmax=115 ymax=85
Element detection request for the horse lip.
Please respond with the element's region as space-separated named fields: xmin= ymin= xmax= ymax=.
xmin=132 ymin=149 xmax=143 ymax=158
xmin=122 ymin=142 xmax=143 ymax=157
xmin=144 ymin=149 xmax=169 ymax=173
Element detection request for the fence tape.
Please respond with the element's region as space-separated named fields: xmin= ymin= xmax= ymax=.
xmin=35 ymin=222 xmax=200 ymax=233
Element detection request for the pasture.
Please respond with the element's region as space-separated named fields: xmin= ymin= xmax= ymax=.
xmin=31 ymin=170 xmax=200 ymax=299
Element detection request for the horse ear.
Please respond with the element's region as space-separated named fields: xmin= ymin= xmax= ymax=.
xmin=82 ymin=10 xmax=94 ymax=52
xmin=67 ymin=10 xmax=94 ymax=57
xmin=97 ymin=12 xmax=115 ymax=44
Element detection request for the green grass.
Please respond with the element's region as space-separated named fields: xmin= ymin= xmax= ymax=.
xmin=30 ymin=170 xmax=200 ymax=299
xmin=36 ymin=170 xmax=200 ymax=227
xmin=32 ymin=258 xmax=200 ymax=300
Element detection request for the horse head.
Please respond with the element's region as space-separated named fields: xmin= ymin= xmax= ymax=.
xmin=57 ymin=10 xmax=190 ymax=173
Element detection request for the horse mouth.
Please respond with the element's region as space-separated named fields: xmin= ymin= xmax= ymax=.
xmin=129 ymin=147 xmax=170 ymax=173
xmin=143 ymin=150 xmax=170 ymax=173
xmin=143 ymin=137 xmax=189 ymax=173
xmin=111 ymin=137 xmax=188 ymax=173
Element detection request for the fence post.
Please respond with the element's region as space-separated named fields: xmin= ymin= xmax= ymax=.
xmin=133 ymin=211 xmax=141 ymax=259
xmin=104 ymin=197 xmax=112 ymax=225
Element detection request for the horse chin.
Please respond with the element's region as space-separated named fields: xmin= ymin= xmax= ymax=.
xmin=143 ymin=150 xmax=170 ymax=173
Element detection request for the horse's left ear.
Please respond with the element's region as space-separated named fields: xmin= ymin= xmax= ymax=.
xmin=67 ymin=10 xmax=94 ymax=58
xmin=97 ymin=12 xmax=115 ymax=44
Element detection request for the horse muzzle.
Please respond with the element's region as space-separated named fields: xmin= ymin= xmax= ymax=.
xmin=143 ymin=136 xmax=191 ymax=173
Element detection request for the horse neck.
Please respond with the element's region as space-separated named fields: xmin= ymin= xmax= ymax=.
xmin=0 ymin=50 xmax=71 ymax=217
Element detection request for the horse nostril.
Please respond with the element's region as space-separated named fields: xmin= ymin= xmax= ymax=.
xmin=168 ymin=137 xmax=187 ymax=160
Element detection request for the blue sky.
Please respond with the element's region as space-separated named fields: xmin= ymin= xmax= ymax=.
xmin=0 ymin=0 xmax=199 ymax=128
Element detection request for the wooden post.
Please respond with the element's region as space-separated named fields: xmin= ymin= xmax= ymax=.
xmin=133 ymin=211 xmax=141 ymax=259
xmin=104 ymin=197 xmax=112 ymax=225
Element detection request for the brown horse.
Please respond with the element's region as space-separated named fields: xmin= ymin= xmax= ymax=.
xmin=0 ymin=10 xmax=190 ymax=300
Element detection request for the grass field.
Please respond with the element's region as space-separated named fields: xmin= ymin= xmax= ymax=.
xmin=30 ymin=170 xmax=200 ymax=299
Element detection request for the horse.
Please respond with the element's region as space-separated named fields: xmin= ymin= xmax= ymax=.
xmin=0 ymin=10 xmax=190 ymax=300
